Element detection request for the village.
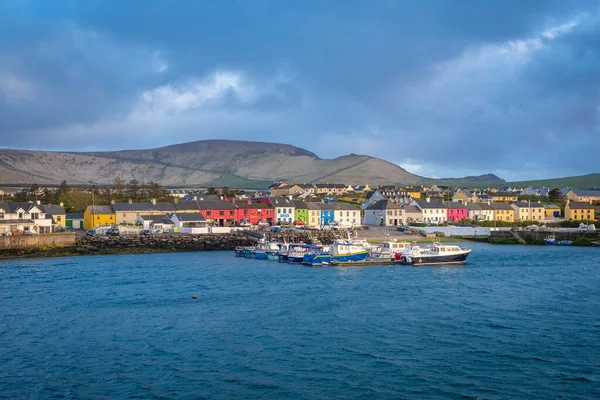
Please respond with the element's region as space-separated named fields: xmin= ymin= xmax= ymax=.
xmin=0 ymin=182 xmax=598 ymax=236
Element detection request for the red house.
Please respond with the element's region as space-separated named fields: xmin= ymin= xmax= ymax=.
xmin=446 ymin=202 xmax=468 ymax=222
xmin=235 ymin=200 xmax=274 ymax=225
xmin=196 ymin=199 xmax=238 ymax=226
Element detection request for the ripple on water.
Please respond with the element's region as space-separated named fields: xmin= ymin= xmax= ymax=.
xmin=1 ymin=244 xmax=600 ymax=399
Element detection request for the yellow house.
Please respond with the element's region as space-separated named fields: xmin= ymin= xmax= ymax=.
xmin=544 ymin=204 xmax=561 ymax=218
xmin=490 ymin=202 xmax=515 ymax=222
xmin=492 ymin=192 xmax=519 ymax=202
xmin=406 ymin=188 xmax=422 ymax=199
xmin=566 ymin=189 xmax=600 ymax=203
xmin=84 ymin=205 xmax=116 ymax=229
xmin=452 ymin=189 xmax=477 ymax=203
xmin=510 ymin=202 xmax=545 ymax=221
xmin=564 ymin=200 xmax=595 ymax=221
xmin=41 ymin=204 xmax=67 ymax=228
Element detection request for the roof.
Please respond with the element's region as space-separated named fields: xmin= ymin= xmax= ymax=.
xmin=0 ymin=219 xmax=35 ymax=225
xmin=402 ymin=205 xmax=421 ymax=213
xmin=414 ymin=199 xmax=446 ymax=209
xmin=490 ymin=203 xmax=513 ymax=210
xmin=138 ymin=215 xmax=175 ymax=224
xmin=493 ymin=192 xmax=517 ymax=197
xmin=446 ymin=202 xmax=468 ymax=209
xmin=0 ymin=202 xmax=43 ymax=213
xmin=196 ymin=200 xmax=238 ymax=210
xmin=172 ymin=213 xmax=207 ymax=222
xmin=512 ymin=202 xmax=544 ymax=208
xmin=306 ymin=202 xmax=326 ymax=210
xmin=543 ymin=204 xmax=560 ymax=209
xmin=330 ymin=202 xmax=360 ymax=211
xmin=573 ymin=189 xmax=600 ymax=197
xmin=236 ymin=202 xmax=272 ymax=209
xmin=86 ymin=205 xmax=114 ymax=215
xmin=66 ymin=213 xmax=83 ymax=219
xmin=366 ymin=200 xmax=404 ymax=210
xmin=175 ymin=200 xmax=200 ymax=211
xmin=155 ymin=202 xmax=177 ymax=212
xmin=41 ymin=205 xmax=66 ymax=216
xmin=269 ymin=197 xmax=295 ymax=206
xmin=568 ymin=201 xmax=595 ymax=210
xmin=111 ymin=202 xmax=157 ymax=212
xmin=293 ymin=200 xmax=308 ymax=209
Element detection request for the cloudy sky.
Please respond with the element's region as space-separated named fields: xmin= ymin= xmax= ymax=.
xmin=0 ymin=1 xmax=599 ymax=181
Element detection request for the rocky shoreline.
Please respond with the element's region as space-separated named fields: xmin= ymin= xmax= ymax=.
xmin=0 ymin=231 xmax=342 ymax=260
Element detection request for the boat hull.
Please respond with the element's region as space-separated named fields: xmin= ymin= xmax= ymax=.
xmin=278 ymin=254 xmax=289 ymax=262
xmin=303 ymin=250 xmax=370 ymax=265
xmin=401 ymin=252 xmax=469 ymax=266
xmin=266 ymin=251 xmax=279 ymax=260
xmin=592 ymin=241 xmax=600 ymax=247
xmin=544 ymin=239 xmax=573 ymax=246
xmin=253 ymin=250 xmax=268 ymax=260
xmin=244 ymin=249 xmax=254 ymax=258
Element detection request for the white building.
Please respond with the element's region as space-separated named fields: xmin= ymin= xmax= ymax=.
xmin=269 ymin=197 xmax=296 ymax=224
xmin=332 ymin=203 xmax=361 ymax=227
xmin=467 ymin=202 xmax=494 ymax=221
xmin=363 ymin=200 xmax=405 ymax=226
xmin=411 ymin=199 xmax=447 ymax=224
xmin=0 ymin=201 xmax=54 ymax=234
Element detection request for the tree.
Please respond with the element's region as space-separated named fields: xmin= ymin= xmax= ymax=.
xmin=548 ymin=188 xmax=563 ymax=203
xmin=127 ymin=179 xmax=141 ymax=201
xmin=206 ymin=187 xmax=219 ymax=195
xmin=114 ymin=176 xmax=126 ymax=201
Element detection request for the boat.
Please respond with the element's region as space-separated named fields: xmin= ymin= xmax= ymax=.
xmin=287 ymin=244 xmax=323 ymax=263
xmin=544 ymin=235 xmax=573 ymax=246
xmin=253 ymin=241 xmax=281 ymax=260
xmin=400 ymin=242 xmax=471 ymax=266
xmin=592 ymin=241 xmax=600 ymax=247
xmin=302 ymin=238 xmax=370 ymax=265
xmin=370 ymin=239 xmax=411 ymax=260
xmin=234 ymin=246 xmax=253 ymax=257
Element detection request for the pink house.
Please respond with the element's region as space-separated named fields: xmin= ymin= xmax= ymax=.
xmin=446 ymin=202 xmax=468 ymax=222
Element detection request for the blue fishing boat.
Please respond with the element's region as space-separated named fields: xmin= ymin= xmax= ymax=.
xmin=287 ymin=244 xmax=323 ymax=263
xmin=544 ymin=235 xmax=573 ymax=246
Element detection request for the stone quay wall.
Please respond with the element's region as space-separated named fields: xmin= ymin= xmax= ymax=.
xmin=0 ymin=233 xmax=75 ymax=249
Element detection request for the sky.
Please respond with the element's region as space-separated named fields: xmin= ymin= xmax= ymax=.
xmin=0 ymin=0 xmax=599 ymax=181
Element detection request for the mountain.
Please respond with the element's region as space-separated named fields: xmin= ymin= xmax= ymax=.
xmin=0 ymin=140 xmax=423 ymax=187
xmin=508 ymin=173 xmax=600 ymax=189
xmin=422 ymin=174 xmax=505 ymax=187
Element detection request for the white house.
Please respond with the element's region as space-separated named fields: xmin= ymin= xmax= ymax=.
xmin=169 ymin=213 xmax=207 ymax=231
xmin=364 ymin=200 xmax=405 ymax=226
xmin=0 ymin=202 xmax=54 ymax=234
xmin=411 ymin=199 xmax=447 ymax=224
xmin=268 ymin=197 xmax=296 ymax=224
xmin=361 ymin=190 xmax=386 ymax=210
xmin=137 ymin=214 xmax=176 ymax=232
xmin=331 ymin=203 xmax=361 ymax=227
xmin=467 ymin=202 xmax=494 ymax=221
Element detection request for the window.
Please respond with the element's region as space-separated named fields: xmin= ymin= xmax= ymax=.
xmin=219 ymin=211 xmax=225 ymax=216
xmin=57 ymin=216 xmax=62 ymax=222
xmin=229 ymin=211 xmax=235 ymax=216
xmin=18 ymin=212 xmax=23 ymax=219
xmin=206 ymin=211 xmax=211 ymax=216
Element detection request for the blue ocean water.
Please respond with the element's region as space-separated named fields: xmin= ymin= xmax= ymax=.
xmin=1 ymin=243 xmax=599 ymax=399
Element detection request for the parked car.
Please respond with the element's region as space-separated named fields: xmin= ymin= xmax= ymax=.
xmin=140 ymin=229 xmax=151 ymax=236
xmin=106 ymin=227 xmax=120 ymax=236
xmin=65 ymin=227 xmax=75 ymax=232
xmin=270 ymin=226 xmax=282 ymax=232
xmin=86 ymin=229 xmax=97 ymax=236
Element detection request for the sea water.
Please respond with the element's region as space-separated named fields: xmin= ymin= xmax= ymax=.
xmin=1 ymin=243 xmax=599 ymax=399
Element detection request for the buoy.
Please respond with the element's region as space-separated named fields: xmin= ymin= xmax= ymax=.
xmin=192 ymin=295 xmax=197 ymax=299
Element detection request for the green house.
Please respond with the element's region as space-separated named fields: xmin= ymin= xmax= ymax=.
xmin=293 ymin=200 xmax=309 ymax=225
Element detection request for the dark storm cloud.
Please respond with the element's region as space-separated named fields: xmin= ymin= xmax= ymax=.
xmin=0 ymin=0 xmax=598 ymax=179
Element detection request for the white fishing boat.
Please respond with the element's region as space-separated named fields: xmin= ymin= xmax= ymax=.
xmin=400 ymin=242 xmax=471 ymax=266
xmin=370 ymin=239 xmax=411 ymax=260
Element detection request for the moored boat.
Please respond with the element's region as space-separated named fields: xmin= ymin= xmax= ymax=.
xmin=369 ymin=239 xmax=411 ymax=260
xmin=544 ymin=235 xmax=573 ymax=246
xmin=303 ymin=238 xmax=370 ymax=265
xmin=400 ymin=242 xmax=471 ymax=266
xmin=287 ymin=244 xmax=323 ymax=263
xmin=591 ymin=241 xmax=600 ymax=247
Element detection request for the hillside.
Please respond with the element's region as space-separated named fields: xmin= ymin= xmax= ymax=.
xmin=422 ymin=174 xmax=505 ymax=188
xmin=507 ymin=173 xmax=600 ymax=189
xmin=0 ymin=140 xmax=422 ymax=187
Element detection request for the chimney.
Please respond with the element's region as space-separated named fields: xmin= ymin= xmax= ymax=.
xmin=36 ymin=200 xmax=41 ymax=205
xmin=59 ymin=202 xmax=64 ymax=207
xmin=128 ymin=198 xmax=133 ymax=204
xmin=426 ymin=197 xmax=430 ymax=203
xmin=111 ymin=200 xmax=115 ymax=205
xmin=174 ymin=197 xmax=179 ymax=204
xmin=193 ymin=195 xmax=198 ymax=201
xmin=231 ymin=198 xmax=236 ymax=204
xmin=247 ymin=199 xmax=252 ymax=205
xmin=151 ymin=198 xmax=156 ymax=205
